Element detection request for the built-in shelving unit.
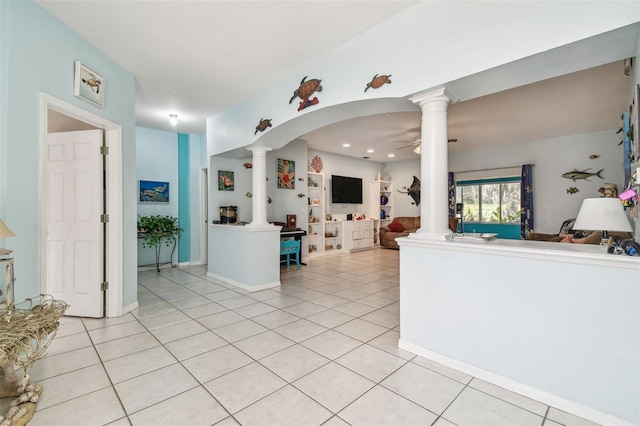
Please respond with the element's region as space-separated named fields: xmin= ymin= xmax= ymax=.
xmin=370 ymin=179 xmax=393 ymax=245
xmin=307 ymin=172 xmax=346 ymax=256
xmin=307 ymin=172 xmax=325 ymax=255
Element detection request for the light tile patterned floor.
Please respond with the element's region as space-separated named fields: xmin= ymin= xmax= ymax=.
xmin=10 ymin=248 xmax=601 ymax=425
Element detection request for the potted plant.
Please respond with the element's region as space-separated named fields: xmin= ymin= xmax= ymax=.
xmin=137 ymin=215 xmax=182 ymax=272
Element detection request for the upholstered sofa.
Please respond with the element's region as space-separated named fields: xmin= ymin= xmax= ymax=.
xmin=380 ymin=217 xmax=459 ymax=249
xmin=526 ymin=230 xmax=632 ymax=244
xmin=526 ymin=218 xmax=632 ymax=244
xmin=380 ymin=217 xmax=420 ymax=249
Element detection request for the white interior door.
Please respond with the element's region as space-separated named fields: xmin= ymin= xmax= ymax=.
xmin=47 ymin=130 xmax=103 ymax=317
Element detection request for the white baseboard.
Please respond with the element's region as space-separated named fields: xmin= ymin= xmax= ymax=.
xmin=206 ymin=272 xmax=280 ymax=292
xmin=398 ymin=340 xmax=636 ymax=426
xmin=118 ymin=301 xmax=139 ymax=317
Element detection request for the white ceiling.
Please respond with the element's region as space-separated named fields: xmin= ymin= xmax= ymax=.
xmin=37 ymin=1 xmax=632 ymax=163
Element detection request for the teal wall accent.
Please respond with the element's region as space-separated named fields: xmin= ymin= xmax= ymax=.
xmin=457 ymin=223 xmax=521 ymax=240
xmin=178 ymin=133 xmax=190 ymax=263
xmin=0 ymin=1 xmax=137 ymax=305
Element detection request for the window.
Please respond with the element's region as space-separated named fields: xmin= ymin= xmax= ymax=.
xmin=456 ymin=177 xmax=520 ymax=223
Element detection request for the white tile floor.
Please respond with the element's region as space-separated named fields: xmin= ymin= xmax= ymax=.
xmin=9 ymin=248 xmax=601 ymax=426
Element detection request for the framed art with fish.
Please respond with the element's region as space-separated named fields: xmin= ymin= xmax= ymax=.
xmin=139 ymin=180 xmax=169 ymax=203
xmin=74 ymin=61 xmax=105 ymax=108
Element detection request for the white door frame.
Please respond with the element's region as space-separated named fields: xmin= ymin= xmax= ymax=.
xmin=200 ymin=167 xmax=208 ymax=265
xmin=40 ymin=93 xmax=124 ymax=317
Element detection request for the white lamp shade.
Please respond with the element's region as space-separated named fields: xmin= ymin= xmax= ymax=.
xmin=573 ymin=198 xmax=632 ymax=233
xmin=0 ymin=218 xmax=15 ymax=238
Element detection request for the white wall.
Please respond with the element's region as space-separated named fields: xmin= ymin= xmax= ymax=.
xmin=0 ymin=2 xmax=137 ymax=306
xmin=399 ymin=239 xmax=640 ymax=425
xmin=308 ymin=149 xmax=383 ymax=217
xmin=385 ymin=129 xmax=624 ymax=234
xmin=207 ymin=2 xmax=638 ymax=157
xmin=451 ymin=130 xmax=624 ymax=234
xmin=266 ymin=139 xmax=309 ymax=225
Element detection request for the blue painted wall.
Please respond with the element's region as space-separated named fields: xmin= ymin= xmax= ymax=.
xmin=0 ymin=1 xmax=136 ymax=305
xmin=178 ymin=133 xmax=190 ymax=263
xmin=136 ymin=127 xmax=180 ymax=266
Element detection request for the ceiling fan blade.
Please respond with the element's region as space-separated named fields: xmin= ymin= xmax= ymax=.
xmin=395 ymin=145 xmax=413 ymax=150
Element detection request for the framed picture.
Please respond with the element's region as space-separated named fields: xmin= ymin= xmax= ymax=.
xmin=277 ymin=158 xmax=295 ymax=189
xmin=286 ymin=214 xmax=297 ymax=228
xmin=74 ymin=61 xmax=105 ymax=108
xmin=325 ymin=214 xmax=332 ymax=221
xmin=139 ymin=180 xmax=169 ymax=203
xmin=218 ymin=170 xmax=234 ymax=191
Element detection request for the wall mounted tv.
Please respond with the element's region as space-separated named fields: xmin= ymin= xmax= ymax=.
xmin=331 ymin=175 xmax=363 ymax=204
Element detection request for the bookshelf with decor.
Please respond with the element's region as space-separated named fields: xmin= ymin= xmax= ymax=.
xmin=370 ymin=179 xmax=393 ymax=244
xmin=307 ymin=172 xmax=325 ymax=255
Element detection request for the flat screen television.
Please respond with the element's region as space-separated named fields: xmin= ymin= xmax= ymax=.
xmin=331 ymin=175 xmax=363 ymax=204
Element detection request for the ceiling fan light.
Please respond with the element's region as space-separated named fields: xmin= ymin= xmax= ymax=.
xmin=412 ymin=145 xmax=421 ymax=154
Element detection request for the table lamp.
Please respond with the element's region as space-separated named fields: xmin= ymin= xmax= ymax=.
xmin=0 ymin=218 xmax=15 ymax=256
xmin=572 ymin=198 xmax=632 ymax=245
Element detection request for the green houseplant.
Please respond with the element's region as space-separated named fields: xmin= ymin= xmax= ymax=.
xmin=137 ymin=215 xmax=182 ymax=271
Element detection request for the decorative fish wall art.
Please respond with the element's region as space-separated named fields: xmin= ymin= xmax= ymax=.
xmin=397 ymin=176 xmax=421 ymax=206
xmin=566 ymin=187 xmax=579 ymax=194
xmin=561 ymin=168 xmax=604 ymax=182
xmin=589 ymin=154 xmax=600 ymax=160
xmin=289 ymin=76 xmax=322 ymax=111
xmin=364 ymin=74 xmax=392 ymax=92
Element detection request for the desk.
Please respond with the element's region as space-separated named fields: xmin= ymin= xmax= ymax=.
xmin=280 ymin=228 xmax=306 ymax=240
xmin=280 ymin=228 xmax=306 ymax=266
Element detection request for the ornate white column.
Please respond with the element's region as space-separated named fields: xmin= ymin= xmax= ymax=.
xmin=246 ymin=146 xmax=272 ymax=228
xmin=409 ymin=88 xmax=454 ymax=239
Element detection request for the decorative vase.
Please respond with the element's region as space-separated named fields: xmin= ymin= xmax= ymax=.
xmin=380 ymin=195 xmax=389 ymax=205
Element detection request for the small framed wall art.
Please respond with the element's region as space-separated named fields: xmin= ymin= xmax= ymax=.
xmin=139 ymin=180 xmax=169 ymax=203
xmin=74 ymin=61 xmax=105 ymax=108
xmin=277 ymin=158 xmax=295 ymax=189
xmin=218 ymin=170 xmax=234 ymax=191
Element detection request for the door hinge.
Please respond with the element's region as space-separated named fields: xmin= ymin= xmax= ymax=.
xmin=100 ymin=146 xmax=109 ymax=155
xmin=100 ymin=214 xmax=109 ymax=223
xmin=101 ymin=281 xmax=109 ymax=291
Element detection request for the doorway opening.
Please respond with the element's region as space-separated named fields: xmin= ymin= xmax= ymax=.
xmin=40 ymin=94 xmax=124 ymax=317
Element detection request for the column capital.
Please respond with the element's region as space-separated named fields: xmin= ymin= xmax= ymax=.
xmin=247 ymin=146 xmax=273 ymax=156
xmin=409 ymin=87 xmax=457 ymax=108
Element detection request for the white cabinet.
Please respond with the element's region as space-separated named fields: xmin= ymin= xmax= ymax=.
xmin=342 ymin=220 xmax=375 ymax=253
xmin=370 ymin=180 xmax=393 ymax=245
xmin=307 ymin=172 xmax=343 ymax=256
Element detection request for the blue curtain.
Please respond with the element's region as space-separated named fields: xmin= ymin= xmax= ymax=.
xmin=520 ymin=164 xmax=534 ymax=238
xmin=448 ymin=172 xmax=456 ymax=217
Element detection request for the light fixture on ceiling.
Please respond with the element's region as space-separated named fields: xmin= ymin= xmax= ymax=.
xmin=169 ymin=114 xmax=178 ymax=126
xmin=388 ymin=153 xmax=395 ymax=158
xmin=342 ymin=143 xmax=350 ymax=147
xmin=367 ymin=149 xmax=374 ymax=153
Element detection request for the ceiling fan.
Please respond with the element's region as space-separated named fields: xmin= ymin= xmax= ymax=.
xmin=394 ymin=138 xmax=458 ymax=154
xmin=394 ymin=139 xmax=421 ymax=152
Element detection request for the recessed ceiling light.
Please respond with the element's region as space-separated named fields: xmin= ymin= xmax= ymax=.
xmin=342 ymin=143 xmax=350 ymax=147
xmin=388 ymin=153 xmax=395 ymax=158
xmin=367 ymin=149 xmax=374 ymax=153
